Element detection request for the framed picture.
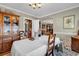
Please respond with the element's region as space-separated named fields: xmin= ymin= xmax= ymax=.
xmin=63 ymin=15 xmax=75 ymax=29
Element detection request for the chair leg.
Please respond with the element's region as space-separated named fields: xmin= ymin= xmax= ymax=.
xmin=52 ymin=50 xmax=54 ymax=56
xmin=52 ymin=53 xmax=54 ymax=56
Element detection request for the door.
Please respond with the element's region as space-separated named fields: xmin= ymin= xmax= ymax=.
xmin=25 ymin=19 xmax=32 ymax=38
xmin=12 ymin=16 xmax=19 ymax=34
xmin=3 ymin=15 xmax=11 ymax=35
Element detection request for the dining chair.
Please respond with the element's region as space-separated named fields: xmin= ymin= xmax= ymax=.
xmin=46 ymin=34 xmax=56 ymax=56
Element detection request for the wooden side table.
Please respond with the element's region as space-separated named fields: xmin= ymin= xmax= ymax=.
xmin=71 ymin=36 xmax=79 ymax=53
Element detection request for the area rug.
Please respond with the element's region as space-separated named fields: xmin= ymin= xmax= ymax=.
xmin=54 ymin=48 xmax=79 ymax=56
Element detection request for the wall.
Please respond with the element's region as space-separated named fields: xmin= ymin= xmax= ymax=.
xmin=19 ymin=16 xmax=36 ymax=31
xmin=40 ymin=7 xmax=79 ymax=36
xmin=32 ymin=20 xmax=39 ymax=37
xmin=19 ymin=15 xmax=39 ymax=37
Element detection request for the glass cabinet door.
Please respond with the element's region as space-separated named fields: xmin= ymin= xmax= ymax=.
xmin=4 ymin=16 xmax=10 ymax=35
xmin=12 ymin=16 xmax=19 ymax=34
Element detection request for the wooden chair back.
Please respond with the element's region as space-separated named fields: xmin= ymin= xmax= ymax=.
xmin=46 ymin=34 xmax=56 ymax=56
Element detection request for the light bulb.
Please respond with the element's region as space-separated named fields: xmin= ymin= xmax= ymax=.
xmin=32 ymin=4 xmax=36 ymax=8
xmin=37 ymin=3 xmax=42 ymax=8
xmin=29 ymin=3 xmax=42 ymax=9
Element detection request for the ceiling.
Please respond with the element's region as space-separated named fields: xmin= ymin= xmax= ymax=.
xmin=0 ymin=3 xmax=79 ymax=18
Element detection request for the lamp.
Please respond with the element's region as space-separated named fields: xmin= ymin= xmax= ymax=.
xmin=29 ymin=3 xmax=42 ymax=9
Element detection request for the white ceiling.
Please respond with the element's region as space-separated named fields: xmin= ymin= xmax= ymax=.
xmin=0 ymin=3 xmax=79 ymax=18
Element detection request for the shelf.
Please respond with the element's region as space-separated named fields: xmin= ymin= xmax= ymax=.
xmin=4 ymin=21 xmax=10 ymax=23
xmin=0 ymin=12 xmax=19 ymax=54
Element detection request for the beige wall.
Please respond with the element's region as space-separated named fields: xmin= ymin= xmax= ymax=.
xmin=40 ymin=7 xmax=79 ymax=35
xmin=19 ymin=16 xmax=39 ymax=37
xmin=19 ymin=16 xmax=36 ymax=31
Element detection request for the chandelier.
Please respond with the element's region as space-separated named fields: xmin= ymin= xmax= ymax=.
xmin=29 ymin=3 xmax=42 ymax=9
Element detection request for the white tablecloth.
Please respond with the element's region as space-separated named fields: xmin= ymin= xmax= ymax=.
xmin=36 ymin=35 xmax=61 ymax=46
xmin=11 ymin=35 xmax=61 ymax=56
xmin=37 ymin=35 xmax=61 ymax=46
xmin=11 ymin=39 xmax=48 ymax=56
xmin=55 ymin=37 xmax=61 ymax=46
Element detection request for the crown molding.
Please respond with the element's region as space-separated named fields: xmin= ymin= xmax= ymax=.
xmin=0 ymin=4 xmax=37 ymax=18
xmin=0 ymin=4 xmax=79 ymax=19
xmin=38 ymin=5 xmax=79 ymax=18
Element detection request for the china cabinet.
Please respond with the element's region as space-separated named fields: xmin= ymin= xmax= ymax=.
xmin=0 ymin=12 xmax=20 ymax=54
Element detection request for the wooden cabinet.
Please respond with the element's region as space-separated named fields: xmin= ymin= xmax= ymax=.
xmin=71 ymin=36 xmax=79 ymax=53
xmin=2 ymin=37 xmax=12 ymax=52
xmin=0 ymin=39 xmax=2 ymax=53
xmin=0 ymin=13 xmax=3 ymax=53
xmin=0 ymin=12 xmax=20 ymax=54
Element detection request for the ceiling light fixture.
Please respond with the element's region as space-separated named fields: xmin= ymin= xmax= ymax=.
xmin=29 ymin=3 xmax=42 ymax=9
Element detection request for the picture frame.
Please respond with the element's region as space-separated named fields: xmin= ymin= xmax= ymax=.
xmin=63 ymin=15 xmax=75 ymax=29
